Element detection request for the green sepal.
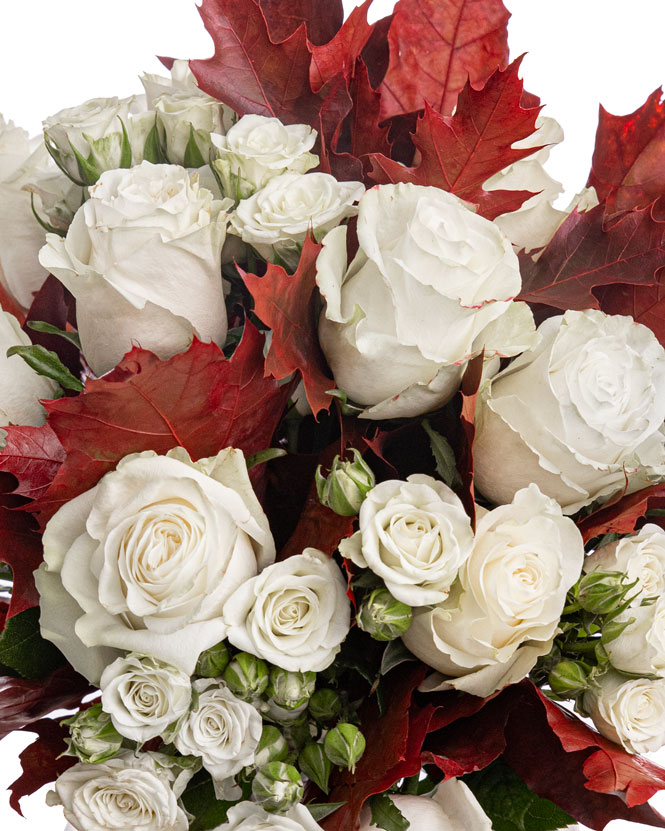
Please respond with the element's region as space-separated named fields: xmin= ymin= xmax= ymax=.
xmin=68 ymin=138 xmax=101 ymax=186
xmin=30 ymin=192 xmax=66 ymax=237
xmin=118 ymin=118 xmax=132 ymax=168
xmin=246 ymin=448 xmax=287 ymax=469
xmin=143 ymin=120 xmax=166 ymax=164
xmin=7 ymin=344 xmax=83 ymax=391
xmin=43 ymin=133 xmax=88 ymax=186
xmin=184 ymin=125 xmax=206 ymax=168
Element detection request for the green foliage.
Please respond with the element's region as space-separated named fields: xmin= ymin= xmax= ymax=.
xmin=180 ymin=770 xmax=235 ymax=831
xmin=7 ymin=344 xmax=82 ymax=391
xmin=0 ymin=607 xmax=64 ymax=679
xmin=368 ymin=793 xmax=410 ymax=831
xmin=422 ymin=419 xmax=462 ymax=489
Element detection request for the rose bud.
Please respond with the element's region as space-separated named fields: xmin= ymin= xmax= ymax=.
xmin=299 ymin=742 xmax=331 ymax=794
xmin=324 ymin=723 xmax=366 ymax=773
xmin=548 ymin=660 xmax=592 ymax=697
xmin=195 ymin=641 xmax=230 ymax=678
xmin=267 ymin=668 xmax=316 ymax=710
xmin=252 ymin=762 xmax=304 ymax=813
xmin=254 ymin=725 xmax=289 ymax=768
xmin=357 ymin=587 xmax=413 ymax=642
xmin=578 ymin=570 xmax=633 ymax=615
xmin=316 ymin=450 xmax=376 ymax=516
xmin=224 ymin=652 xmax=269 ymax=701
xmin=308 ymin=689 xmax=342 ymax=725
xmin=62 ymin=703 xmax=123 ymax=764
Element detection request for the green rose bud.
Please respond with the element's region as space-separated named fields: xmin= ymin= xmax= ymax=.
xmin=323 ymin=723 xmax=366 ymax=773
xmin=62 ymin=703 xmax=123 ymax=764
xmin=299 ymin=742 xmax=331 ymax=794
xmin=223 ymin=652 xmax=269 ymax=700
xmin=195 ymin=641 xmax=230 ymax=678
xmin=357 ymin=588 xmax=413 ymax=641
xmin=316 ymin=450 xmax=375 ymax=516
xmin=549 ymin=660 xmax=591 ymax=697
xmin=578 ymin=570 xmax=632 ymax=615
xmin=254 ymin=725 xmax=289 ymax=767
xmin=268 ymin=668 xmax=316 ymax=710
xmin=252 ymin=762 xmax=304 ymax=813
xmin=308 ymin=689 xmax=342 ymax=725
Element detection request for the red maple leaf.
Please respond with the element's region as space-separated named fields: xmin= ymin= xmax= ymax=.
xmin=258 ymin=0 xmax=344 ymax=46
xmin=0 ymin=494 xmax=45 ymax=620
xmin=595 ymin=281 xmax=665 ymax=347
xmin=378 ymin=0 xmax=510 ymax=119
xmin=241 ymin=236 xmax=334 ymax=416
xmin=0 ymin=283 xmax=26 ymax=323
xmin=368 ymin=60 xmax=542 ymax=220
xmin=577 ymin=483 xmax=665 ymax=543
xmin=588 ymin=88 xmax=665 ymax=216
xmin=0 ymin=425 xmax=65 ymax=500
xmin=458 ymin=352 xmax=483 ymax=528
xmin=518 ymin=203 xmax=665 ymax=310
xmin=309 ymin=0 xmax=374 ymax=92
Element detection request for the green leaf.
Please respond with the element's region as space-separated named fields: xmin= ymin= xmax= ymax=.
xmin=180 ymin=770 xmax=235 ymax=831
xmin=245 ymin=448 xmax=287 ymax=469
xmin=27 ymin=320 xmax=82 ymax=350
xmin=422 ymin=419 xmax=462 ymax=489
xmin=0 ymin=607 xmax=64 ymax=679
xmin=183 ymin=125 xmax=206 ymax=168
xmin=307 ymin=802 xmax=346 ymax=821
xmin=463 ymin=760 xmax=574 ymax=831
xmin=143 ymin=120 xmax=165 ymax=164
xmin=380 ymin=640 xmax=418 ymax=676
xmin=369 ymin=793 xmax=410 ymax=831
xmin=6 ymin=344 xmax=83 ymax=391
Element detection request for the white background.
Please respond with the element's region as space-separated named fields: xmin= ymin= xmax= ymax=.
xmin=2 ymin=0 xmax=665 ymax=828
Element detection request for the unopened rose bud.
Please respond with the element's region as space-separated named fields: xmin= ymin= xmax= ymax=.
xmin=308 ymin=689 xmax=342 ymax=725
xmin=223 ymin=652 xmax=269 ymax=700
xmin=254 ymin=725 xmax=289 ymax=768
xmin=195 ymin=641 xmax=230 ymax=678
xmin=357 ymin=588 xmax=413 ymax=641
xmin=267 ymin=668 xmax=316 ymax=710
xmin=316 ymin=450 xmax=375 ymax=516
xmin=62 ymin=703 xmax=123 ymax=764
xmin=549 ymin=660 xmax=591 ymax=697
xmin=323 ymin=723 xmax=366 ymax=773
xmin=578 ymin=570 xmax=631 ymax=615
xmin=299 ymin=742 xmax=331 ymax=794
xmin=252 ymin=762 xmax=304 ymax=813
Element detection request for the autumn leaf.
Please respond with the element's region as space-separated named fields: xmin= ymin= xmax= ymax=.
xmin=595 ymin=281 xmax=665 ymax=347
xmin=258 ymin=0 xmax=344 ymax=46
xmin=0 ymin=283 xmax=25 ymax=323
xmin=309 ymin=0 xmax=374 ymax=92
xmin=577 ymin=483 xmax=665 ymax=544
xmin=9 ymin=718 xmax=74 ymax=815
xmin=378 ymin=0 xmax=510 ymax=119
xmin=0 ymin=494 xmax=45 ymax=621
xmin=0 ymin=425 xmax=65 ymax=500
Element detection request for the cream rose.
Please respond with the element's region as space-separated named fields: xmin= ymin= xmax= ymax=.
xmin=217 ymin=801 xmax=323 ymax=831
xmin=474 ymin=310 xmax=665 ymax=514
xmin=173 ymin=679 xmax=262 ymax=788
xmin=39 ymin=161 xmax=230 ymax=376
xmin=48 ymin=751 xmax=191 ymax=831
xmin=100 ymin=653 xmax=192 ymax=742
xmin=605 ymin=594 xmax=665 ymax=677
xmin=316 ymin=183 xmax=538 ymax=419
xmin=404 ymin=485 xmax=584 ymax=697
xmin=0 ymin=309 xmax=58 ymax=426
xmin=340 ymin=475 xmax=474 ymax=606
xmin=584 ymin=670 xmax=665 ymax=754
xmin=224 ymin=548 xmax=351 ymax=672
xmin=36 ymin=447 xmax=274 ymax=684
xmin=229 ymin=171 xmax=363 ymax=268
xmin=212 ymin=114 xmax=318 ymax=200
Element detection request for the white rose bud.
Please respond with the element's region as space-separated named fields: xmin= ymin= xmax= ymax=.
xmin=0 ymin=309 xmax=58 ymax=426
xmin=211 ymin=114 xmax=318 ymax=200
xmin=340 ymin=475 xmax=474 ymax=606
xmin=584 ymin=670 xmax=665 ymax=754
xmin=229 ymin=171 xmax=363 ymax=269
xmin=605 ymin=594 xmax=665 ymax=677
xmin=35 ymin=447 xmax=275 ymax=684
xmin=39 ymin=161 xmax=230 ymax=376
xmin=224 ymin=548 xmax=351 ymax=672
xmin=316 ymin=183 xmax=538 ymax=419
xmin=174 ymin=678 xmax=262 ymax=788
xmin=404 ymin=485 xmax=584 ymax=697
xmin=100 ymin=653 xmax=192 ymax=742
xmin=217 ymin=801 xmax=324 ymax=831
xmin=48 ymin=750 xmax=191 ymax=831
xmin=474 ymin=310 xmax=665 ymax=514
xmin=154 ymin=90 xmax=228 ymax=168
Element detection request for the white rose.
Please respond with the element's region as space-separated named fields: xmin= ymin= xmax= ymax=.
xmin=340 ymin=475 xmax=474 ymax=606
xmin=605 ymin=594 xmax=665 ymax=677
xmin=39 ymin=161 xmax=230 ymax=376
xmin=474 ymin=310 xmax=665 ymax=514
xmin=35 ymin=447 xmax=275 ymax=684
xmin=224 ymin=548 xmax=351 ymax=672
xmin=584 ymin=670 xmax=665 ymax=755
xmin=359 ymin=779 xmax=492 ymax=831
xmin=316 ymin=183 xmax=538 ymax=419
xmin=584 ymin=524 xmax=665 ymax=606
xmin=48 ymin=750 xmax=191 ymax=831
xmin=217 ymin=801 xmax=323 ymax=831
xmin=211 ymin=115 xmax=318 ymax=200
xmin=404 ymin=485 xmax=584 ymax=697
xmin=154 ymin=92 xmax=228 ymax=168
xmin=229 ymin=171 xmax=363 ymax=269
xmin=100 ymin=653 xmax=192 ymax=742
xmin=174 ymin=678 xmax=262 ymax=788
xmin=0 ymin=309 xmax=58 ymax=426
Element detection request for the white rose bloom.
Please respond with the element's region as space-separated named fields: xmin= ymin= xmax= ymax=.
xmin=474 ymin=310 xmax=665 ymax=514
xmin=39 ymin=161 xmax=230 ymax=376
xmin=100 ymin=653 xmax=192 ymax=742
xmin=340 ymin=475 xmax=474 ymax=606
xmin=48 ymin=750 xmax=191 ymax=831
xmin=605 ymin=594 xmax=665 ymax=677
xmin=224 ymin=548 xmax=351 ymax=672
xmin=584 ymin=670 xmax=665 ymax=755
xmin=211 ymin=114 xmax=318 ymax=200
xmin=404 ymin=485 xmax=584 ymax=697
xmin=0 ymin=309 xmax=58 ymax=426
xmin=174 ymin=679 xmax=262 ymax=788
xmin=229 ymin=171 xmax=363 ymax=268
xmin=316 ymin=183 xmax=538 ymax=420
xmin=584 ymin=524 xmax=665 ymax=606
xmin=359 ymin=779 xmax=492 ymax=831
xmin=217 ymin=801 xmax=323 ymax=831
xmin=35 ymin=447 xmax=275 ymax=684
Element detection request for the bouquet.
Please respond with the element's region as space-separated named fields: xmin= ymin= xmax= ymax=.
xmin=3 ymin=1 xmax=665 ymax=829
